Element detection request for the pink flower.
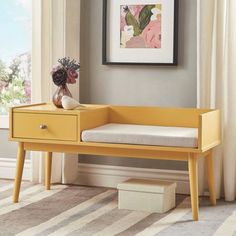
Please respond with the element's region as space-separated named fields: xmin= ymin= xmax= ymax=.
xmin=66 ymin=69 xmax=78 ymax=84
xmin=126 ymin=36 xmax=146 ymax=48
xmin=141 ymin=18 xmax=161 ymax=48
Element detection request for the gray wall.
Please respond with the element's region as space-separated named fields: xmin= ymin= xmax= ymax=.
xmin=79 ymin=0 xmax=197 ymax=171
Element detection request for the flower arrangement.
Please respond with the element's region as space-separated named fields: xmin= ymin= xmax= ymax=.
xmin=51 ymin=57 xmax=80 ymax=86
xmin=0 ymin=78 xmax=29 ymax=115
xmin=0 ymin=58 xmax=31 ymax=114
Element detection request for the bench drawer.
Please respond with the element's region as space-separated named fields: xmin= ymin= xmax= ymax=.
xmin=12 ymin=113 xmax=77 ymax=141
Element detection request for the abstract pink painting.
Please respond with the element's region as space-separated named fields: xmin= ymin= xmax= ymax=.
xmin=120 ymin=4 xmax=162 ymax=48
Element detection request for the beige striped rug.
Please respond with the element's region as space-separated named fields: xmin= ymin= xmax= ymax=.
xmin=0 ymin=180 xmax=235 ymax=236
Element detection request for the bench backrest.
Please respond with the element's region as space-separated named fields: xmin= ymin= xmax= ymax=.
xmin=109 ymin=106 xmax=210 ymax=128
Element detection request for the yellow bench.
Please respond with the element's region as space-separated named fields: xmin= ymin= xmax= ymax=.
xmin=9 ymin=103 xmax=221 ymax=221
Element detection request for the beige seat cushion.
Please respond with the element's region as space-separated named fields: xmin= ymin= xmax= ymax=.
xmin=81 ymin=123 xmax=198 ymax=148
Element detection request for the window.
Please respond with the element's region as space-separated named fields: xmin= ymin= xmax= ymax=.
xmin=0 ymin=0 xmax=32 ymax=118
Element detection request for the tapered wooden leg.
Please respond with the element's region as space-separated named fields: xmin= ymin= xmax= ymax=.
xmin=13 ymin=142 xmax=25 ymax=203
xmin=206 ymin=151 xmax=216 ymax=206
xmin=188 ymin=153 xmax=199 ymax=221
xmin=45 ymin=152 xmax=52 ymax=190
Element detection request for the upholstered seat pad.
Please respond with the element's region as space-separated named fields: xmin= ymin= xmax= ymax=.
xmin=81 ymin=123 xmax=198 ymax=148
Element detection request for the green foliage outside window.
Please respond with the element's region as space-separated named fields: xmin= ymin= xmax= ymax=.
xmin=0 ymin=59 xmax=30 ymax=115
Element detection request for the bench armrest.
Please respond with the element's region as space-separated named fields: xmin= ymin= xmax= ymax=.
xmin=198 ymin=110 xmax=221 ymax=151
xmin=79 ymin=107 xmax=109 ymax=132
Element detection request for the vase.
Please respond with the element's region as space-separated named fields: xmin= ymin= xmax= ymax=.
xmin=52 ymin=84 xmax=72 ymax=108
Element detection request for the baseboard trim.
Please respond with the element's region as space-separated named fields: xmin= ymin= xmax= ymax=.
xmin=0 ymin=158 xmax=31 ymax=180
xmin=76 ymin=163 xmax=190 ymax=194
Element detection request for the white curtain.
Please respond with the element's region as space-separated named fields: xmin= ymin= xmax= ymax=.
xmin=31 ymin=0 xmax=80 ymax=185
xmin=197 ymin=0 xmax=236 ymax=200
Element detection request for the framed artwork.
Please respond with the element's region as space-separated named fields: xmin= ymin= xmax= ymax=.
xmin=102 ymin=0 xmax=178 ymax=65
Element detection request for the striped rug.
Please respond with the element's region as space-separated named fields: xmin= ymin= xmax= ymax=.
xmin=0 ymin=180 xmax=236 ymax=236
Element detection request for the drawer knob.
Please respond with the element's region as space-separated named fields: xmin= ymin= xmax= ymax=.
xmin=39 ymin=124 xmax=47 ymax=129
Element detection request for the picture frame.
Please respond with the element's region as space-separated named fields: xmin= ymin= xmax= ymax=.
xmin=102 ymin=0 xmax=179 ymax=65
